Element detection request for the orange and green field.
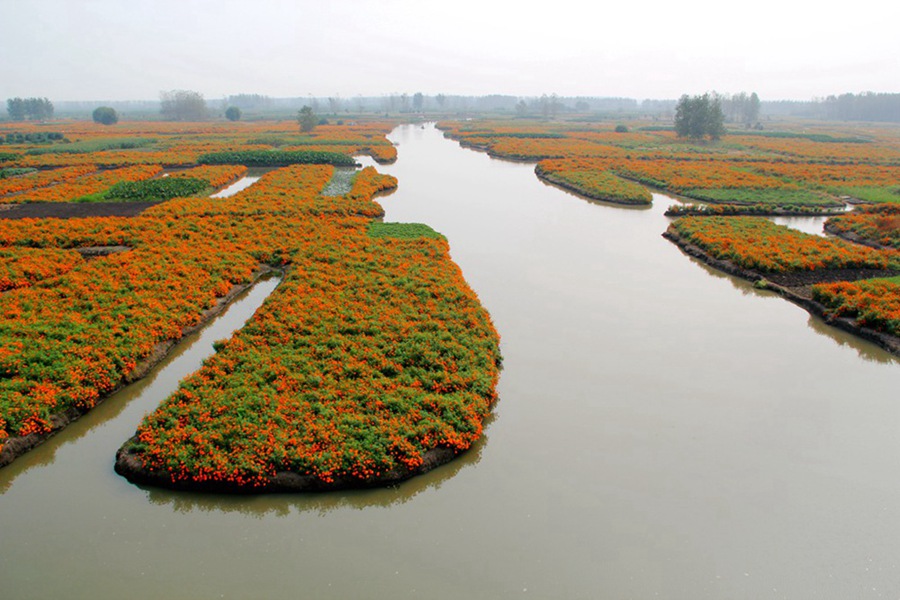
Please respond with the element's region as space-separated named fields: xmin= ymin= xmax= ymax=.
xmin=0 ymin=120 xmax=499 ymax=491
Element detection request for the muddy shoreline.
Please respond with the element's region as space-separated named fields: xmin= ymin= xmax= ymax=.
xmin=0 ymin=266 xmax=280 ymax=469
xmin=823 ymin=222 xmax=896 ymax=250
xmin=663 ymin=228 xmax=900 ymax=358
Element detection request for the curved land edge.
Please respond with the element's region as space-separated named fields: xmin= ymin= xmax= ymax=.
xmin=662 ymin=228 xmax=900 ymax=358
xmin=0 ymin=266 xmax=281 ymax=469
xmin=823 ymin=222 xmax=894 ymax=250
xmin=534 ymin=165 xmax=651 ymax=206
xmin=114 ymin=442 xmax=460 ymax=494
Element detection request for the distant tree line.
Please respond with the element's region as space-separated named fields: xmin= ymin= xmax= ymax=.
xmin=822 ymin=92 xmax=900 ymax=122
xmin=720 ymin=92 xmax=760 ymax=126
xmin=226 ymin=93 xmax=272 ymax=110
xmin=6 ymin=97 xmax=54 ymax=121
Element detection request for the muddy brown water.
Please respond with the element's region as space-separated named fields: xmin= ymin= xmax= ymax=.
xmin=2 ymin=124 xmax=899 ymax=599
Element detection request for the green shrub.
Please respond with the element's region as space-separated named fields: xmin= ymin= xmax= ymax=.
xmin=197 ymin=149 xmax=357 ymax=167
xmin=104 ymin=177 xmax=208 ymax=202
xmin=92 ymin=106 xmax=119 ymax=125
xmin=367 ymin=222 xmax=445 ymax=240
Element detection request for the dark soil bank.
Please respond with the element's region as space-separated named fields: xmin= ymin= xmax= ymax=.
xmin=0 ymin=201 xmax=160 ymax=220
xmin=114 ymin=444 xmax=461 ymax=494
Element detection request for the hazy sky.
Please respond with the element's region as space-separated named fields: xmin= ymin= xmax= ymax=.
xmin=2 ymin=0 xmax=898 ymax=102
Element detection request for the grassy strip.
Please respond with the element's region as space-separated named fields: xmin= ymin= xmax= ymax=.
xmin=682 ymin=187 xmax=842 ymax=207
xmin=837 ymin=186 xmax=900 ymax=204
xmin=368 ymin=222 xmax=445 ymax=240
xmin=103 ymin=177 xmax=209 ymax=202
xmin=198 ymin=149 xmax=357 ymax=167
xmin=27 ymin=138 xmax=155 ymax=155
xmin=0 ymin=168 xmax=37 ymax=179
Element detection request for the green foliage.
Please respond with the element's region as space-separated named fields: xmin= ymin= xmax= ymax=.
xmin=103 ymin=177 xmax=209 ymax=202
xmin=298 ymin=105 xmax=317 ymax=132
xmin=367 ymin=222 xmax=445 ymax=240
xmin=197 ymin=149 xmax=357 ymax=167
xmin=615 ymin=124 xmax=629 ymax=133
xmin=1 ymin=131 xmax=65 ymax=145
xmin=0 ymin=152 xmax=21 ymax=163
xmin=0 ymin=167 xmax=36 ymax=178
xmin=839 ymin=186 xmax=900 ymax=204
xmin=224 ymin=106 xmax=242 ymax=122
xmin=27 ymin=137 xmax=154 ymax=155
xmin=480 ymin=132 xmax=566 ymax=139
xmin=674 ymin=93 xmax=726 ymax=141
xmin=683 ymin=187 xmax=842 ymax=207
xmin=92 ymin=106 xmax=119 ymax=125
xmin=741 ymin=131 xmax=870 ymax=144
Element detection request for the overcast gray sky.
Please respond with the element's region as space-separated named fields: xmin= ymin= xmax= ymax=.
xmin=2 ymin=0 xmax=898 ymax=102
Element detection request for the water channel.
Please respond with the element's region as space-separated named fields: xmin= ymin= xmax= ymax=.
xmin=2 ymin=123 xmax=900 ymax=599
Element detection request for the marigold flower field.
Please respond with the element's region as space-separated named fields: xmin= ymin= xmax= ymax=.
xmin=0 ymin=120 xmax=500 ymax=491
xmin=1 ymin=115 xmax=898 ymax=488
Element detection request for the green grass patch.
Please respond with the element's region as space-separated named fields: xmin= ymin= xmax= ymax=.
xmin=837 ymin=186 xmax=900 ymax=204
xmin=94 ymin=177 xmax=209 ymax=202
xmin=367 ymin=222 xmax=445 ymax=240
xmin=740 ymin=131 xmax=870 ymax=143
xmin=0 ymin=167 xmax=37 ymax=179
xmin=0 ymin=152 xmax=20 ymax=163
xmin=198 ymin=149 xmax=357 ymax=167
xmin=27 ymin=137 xmax=156 ymax=155
xmin=683 ymin=187 xmax=842 ymax=207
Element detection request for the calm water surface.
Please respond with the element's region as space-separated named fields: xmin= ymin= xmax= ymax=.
xmin=2 ymin=124 xmax=899 ymax=599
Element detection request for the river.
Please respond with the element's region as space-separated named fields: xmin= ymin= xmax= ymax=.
xmin=2 ymin=123 xmax=899 ymax=599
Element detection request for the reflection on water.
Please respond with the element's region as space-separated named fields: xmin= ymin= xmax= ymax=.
xmin=805 ymin=313 xmax=899 ymax=364
xmin=770 ymin=214 xmax=830 ymax=236
xmin=210 ymin=175 xmax=261 ymax=198
xmin=683 ymin=251 xmax=898 ymax=364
